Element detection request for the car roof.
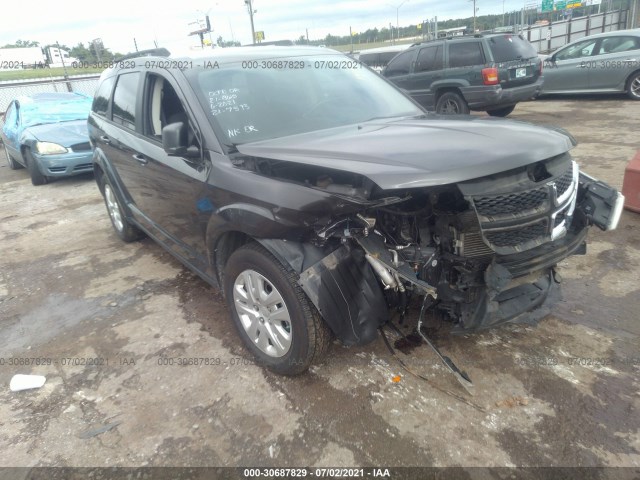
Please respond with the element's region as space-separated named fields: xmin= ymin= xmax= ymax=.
xmin=128 ymin=46 xmax=341 ymax=64
xmin=565 ymin=28 xmax=640 ymax=42
xmin=16 ymin=92 xmax=90 ymax=105
xmin=358 ymin=44 xmax=412 ymax=55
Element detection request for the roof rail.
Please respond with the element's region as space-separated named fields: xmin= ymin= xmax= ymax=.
xmin=114 ymin=48 xmax=171 ymax=62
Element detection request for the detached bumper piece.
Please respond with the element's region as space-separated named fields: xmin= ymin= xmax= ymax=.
xmin=298 ymin=245 xmax=389 ymax=346
xmin=579 ymin=172 xmax=625 ymax=231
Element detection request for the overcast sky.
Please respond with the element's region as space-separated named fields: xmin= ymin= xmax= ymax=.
xmin=1 ymin=0 xmax=533 ymax=54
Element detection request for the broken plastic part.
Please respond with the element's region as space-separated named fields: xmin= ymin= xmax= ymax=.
xmin=10 ymin=374 xmax=46 ymax=392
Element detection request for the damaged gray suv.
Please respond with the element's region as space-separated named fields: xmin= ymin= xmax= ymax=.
xmin=89 ymin=47 xmax=624 ymax=375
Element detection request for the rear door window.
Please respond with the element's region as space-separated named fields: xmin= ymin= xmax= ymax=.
xmin=598 ymin=36 xmax=640 ymax=54
xmin=384 ymin=50 xmax=414 ymax=76
xmin=448 ymin=42 xmax=485 ymax=68
xmin=488 ymin=35 xmax=537 ymax=62
xmin=92 ymin=76 xmax=116 ymax=117
xmin=415 ymin=45 xmax=443 ymax=72
xmin=112 ymin=72 xmax=140 ymax=130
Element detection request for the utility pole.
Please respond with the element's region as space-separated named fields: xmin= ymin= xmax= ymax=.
xmin=306 ymin=28 xmax=309 ymax=44
xmin=388 ymin=1 xmax=409 ymax=43
xmin=245 ymin=0 xmax=256 ymax=44
xmin=56 ymin=41 xmax=72 ymax=92
xmin=472 ymin=0 xmax=477 ymax=32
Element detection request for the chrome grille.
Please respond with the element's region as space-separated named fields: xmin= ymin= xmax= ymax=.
xmin=461 ymin=160 xmax=579 ymax=254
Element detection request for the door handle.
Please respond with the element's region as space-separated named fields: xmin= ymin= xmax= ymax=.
xmin=133 ymin=153 xmax=148 ymax=165
xmin=100 ymin=135 xmax=111 ymax=144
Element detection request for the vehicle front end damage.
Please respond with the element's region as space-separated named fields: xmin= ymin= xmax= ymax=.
xmin=254 ymin=152 xmax=624 ymax=346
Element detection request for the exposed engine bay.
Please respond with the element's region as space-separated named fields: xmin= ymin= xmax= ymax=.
xmin=237 ymin=151 xmax=624 ymax=347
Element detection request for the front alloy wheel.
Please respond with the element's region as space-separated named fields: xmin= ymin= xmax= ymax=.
xmin=233 ymin=269 xmax=293 ymax=358
xmin=224 ymin=243 xmax=330 ymax=375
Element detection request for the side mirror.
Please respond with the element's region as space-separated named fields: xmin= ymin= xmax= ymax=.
xmin=162 ymin=122 xmax=200 ymax=158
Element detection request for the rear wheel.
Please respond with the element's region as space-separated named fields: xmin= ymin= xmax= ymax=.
xmin=101 ymin=176 xmax=143 ymax=242
xmin=627 ymin=71 xmax=640 ymax=100
xmin=24 ymin=148 xmax=48 ymax=186
xmin=3 ymin=144 xmax=22 ymax=170
xmin=223 ymin=243 xmax=330 ymax=375
xmin=487 ymin=105 xmax=516 ymax=117
xmin=435 ymin=91 xmax=470 ymax=115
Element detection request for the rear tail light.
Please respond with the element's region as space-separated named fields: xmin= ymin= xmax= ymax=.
xmin=482 ymin=67 xmax=499 ymax=85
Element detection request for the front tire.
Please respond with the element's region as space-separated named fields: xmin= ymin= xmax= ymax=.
xmin=223 ymin=243 xmax=330 ymax=375
xmin=101 ymin=176 xmax=143 ymax=242
xmin=487 ymin=105 xmax=516 ymax=117
xmin=24 ymin=148 xmax=48 ymax=186
xmin=3 ymin=144 xmax=23 ymax=170
xmin=435 ymin=91 xmax=470 ymax=115
xmin=627 ymin=71 xmax=640 ymax=100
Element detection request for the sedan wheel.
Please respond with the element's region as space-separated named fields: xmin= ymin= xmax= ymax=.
xmin=24 ymin=148 xmax=48 ymax=186
xmin=3 ymin=144 xmax=22 ymax=170
xmin=628 ymin=72 xmax=640 ymax=100
xmin=224 ymin=243 xmax=331 ymax=375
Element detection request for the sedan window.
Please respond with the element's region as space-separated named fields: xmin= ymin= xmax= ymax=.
xmin=556 ymin=39 xmax=598 ymax=60
xmin=599 ymin=36 xmax=640 ymax=54
xmin=4 ymin=102 xmax=18 ymax=127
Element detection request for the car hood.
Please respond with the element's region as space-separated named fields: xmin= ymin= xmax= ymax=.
xmin=26 ymin=120 xmax=89 ymax=147
xmin=236 ymin=116 xmax=575 ymax=190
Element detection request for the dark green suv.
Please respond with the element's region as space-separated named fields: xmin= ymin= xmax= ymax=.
xmin=382 ymin=33 xmax=543 ymax=116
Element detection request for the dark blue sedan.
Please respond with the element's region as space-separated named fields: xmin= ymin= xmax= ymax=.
xmin=1 ymin=92 xmax=94 ymax=185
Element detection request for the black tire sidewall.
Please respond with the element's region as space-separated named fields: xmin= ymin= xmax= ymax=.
xmin=25 ymin=149 xmax=47 ymax=185
xmin=436 ymin=92 xmax=469 ymax=114
xmin=487 ymin=105 xmax=516 ymax=117
xmin=223 ymin=246 xmax=313 ymax=375
xmin=628 ymin=72 xmax=640 ymax=100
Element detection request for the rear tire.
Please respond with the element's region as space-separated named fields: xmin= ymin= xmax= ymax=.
xmin=3 ymin=144 xmax=22 ymax=170
xmin=223 ymin=243 xmax=331 ymax=375
xmin=487 ymin=105 xmax=516 ymax=117
xmin=435 ymin=91 xmax=470 ymax=115
xmin=24 ymin=148 xmax=48 ymax=186
xmin=101 ymin=175 xmax=144 ymax=242
xmin=627 ymin=71 xmax=640 ymax=100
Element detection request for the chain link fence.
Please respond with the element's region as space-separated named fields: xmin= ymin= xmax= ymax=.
xmin=0 ymin=75 xmax=100 ymax=114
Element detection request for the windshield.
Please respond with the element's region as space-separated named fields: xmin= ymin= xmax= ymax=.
xmin=184 ymin=53 xmax=422 ymax=146
xmin=488 ymin=35 xmax=537 ymax=62
xmin=21 ymin=97 xmax=93 ymax=128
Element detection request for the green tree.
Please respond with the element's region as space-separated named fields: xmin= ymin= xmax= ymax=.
xmin=2 ymin=39 xmax=40 ymax=48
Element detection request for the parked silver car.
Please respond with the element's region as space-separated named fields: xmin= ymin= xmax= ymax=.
xmin=540 ymin=29 xmax=640 ymax=100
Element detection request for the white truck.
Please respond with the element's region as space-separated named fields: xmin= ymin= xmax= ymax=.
xmin=0 ymin=47 xmax=46 ymax=70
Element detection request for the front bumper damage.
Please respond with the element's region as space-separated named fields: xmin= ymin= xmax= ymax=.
xmin=258 ymin=166 xmax=624 ymax=346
